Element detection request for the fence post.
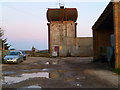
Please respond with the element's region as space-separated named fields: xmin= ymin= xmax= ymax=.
xmin=0 ymin=39 xmax=2 ymax=90
xmin=0 ymin=40 xmax=2 ymax=63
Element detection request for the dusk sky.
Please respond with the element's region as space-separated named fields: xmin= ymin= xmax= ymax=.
xmin=0 ymin=0 xmax=110 ymax=50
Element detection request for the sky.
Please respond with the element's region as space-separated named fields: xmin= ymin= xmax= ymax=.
xmin=0 ymin=0 xmax=111 ymax=50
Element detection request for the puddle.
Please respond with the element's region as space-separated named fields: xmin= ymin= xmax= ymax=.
xmin=45 ymin=61 xmax=59 ymax=65
xmin=45 ymin=62 xmax=50 ymax=65
xmin=2 ymin=72 xmax=49 ymax=84
xmin=21 ymin=69 xmax=49 ymax=72
xmin=76 ymin=83 xmax=82 ymax=87
xmin=76 ymin=76 xmax=86 ymax=80
xmin=3 ymin=71 xmax=15 ymax=75
xmin=41 ymin=69 xmax=49 ymax=71
xmin=33 ymin=63 xmax=38 ymax=65
xmin=25 ymin=85 xmax=41 ymax=88
xmin=52 ymin=61 xmax=58 ymax=65
xmin=73 ymin=82 xmax=82 ymax=87
xmin=17 ymin=85 xmax=41 ymax=90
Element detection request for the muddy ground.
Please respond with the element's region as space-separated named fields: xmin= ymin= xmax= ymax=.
xmin=1 ymin=57 xmax=119 ymax=89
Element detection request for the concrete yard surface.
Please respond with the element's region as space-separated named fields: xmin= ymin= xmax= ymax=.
xmin=2 ymin=57 xmax=120 ymax=89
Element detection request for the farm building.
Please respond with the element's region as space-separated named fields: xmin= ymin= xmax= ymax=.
xmin=46 ymin=6 xmax=93 ymax=57
xmin=92 ymin=1 xmax=120 ymax=68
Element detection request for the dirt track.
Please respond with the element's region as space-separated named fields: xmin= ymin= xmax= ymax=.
xmin=2 ymin=57 xmax=119 ymax=89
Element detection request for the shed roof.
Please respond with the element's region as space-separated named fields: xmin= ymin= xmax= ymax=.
xmin=92 ymin=2 xmax=114 ymax=30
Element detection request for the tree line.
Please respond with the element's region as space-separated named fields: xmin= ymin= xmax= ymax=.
xmin=0 ymin=28 xmax=11 ymax=50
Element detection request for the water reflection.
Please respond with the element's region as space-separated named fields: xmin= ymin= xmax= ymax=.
xmin=21 ymin=68 xmax=49 ymax=72
xmin=3 ymin=71 xmax=15 ymax=75
xmin=25 ymin=85 xmax=41 ymax=88
xmin=17 ymin=85 xmax=41 ymax=90
xmin=45 ymin=61 xmax=59 ymax=65
xmin=2 ymin=71 xmax=60 ymax=85
xmin=45 ymin=62 xmax=50 ymax=65
xmin=2 ymin=72 xmax=49 ymax=84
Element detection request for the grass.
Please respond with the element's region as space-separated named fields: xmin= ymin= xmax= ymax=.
xmin=112 ymin=68 xmax=120 ymax=75
xmin=39 ymin=50 xmax=48 ymax=53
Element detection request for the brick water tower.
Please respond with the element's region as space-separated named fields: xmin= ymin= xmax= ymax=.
xmin=47 ymin=6 xmax=78 ymax=56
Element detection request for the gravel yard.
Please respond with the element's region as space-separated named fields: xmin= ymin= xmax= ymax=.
xmin=2 ymin=57 xmax=119 ymax=89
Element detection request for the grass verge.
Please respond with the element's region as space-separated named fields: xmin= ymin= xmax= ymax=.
xmin=112 ymin=68 xmax=120 ymax=75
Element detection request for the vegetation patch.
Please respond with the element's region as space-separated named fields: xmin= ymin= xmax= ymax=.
xmin=112 ymin=68 xmax=120 ymax=75
xmin=39 ymin=50 xmax=48 ymax=53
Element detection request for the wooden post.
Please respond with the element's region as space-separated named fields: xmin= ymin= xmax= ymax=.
xmin=0 ymin=40 xmax=2 ymax=63
xmin=0 ymin=39 xmax=2 ymax=90
xmin=114 ymin=2 xmax=120 ymax=68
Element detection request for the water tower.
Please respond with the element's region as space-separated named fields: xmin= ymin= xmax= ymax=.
xmin=46 ymin=6 xmax=78 ymax=56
